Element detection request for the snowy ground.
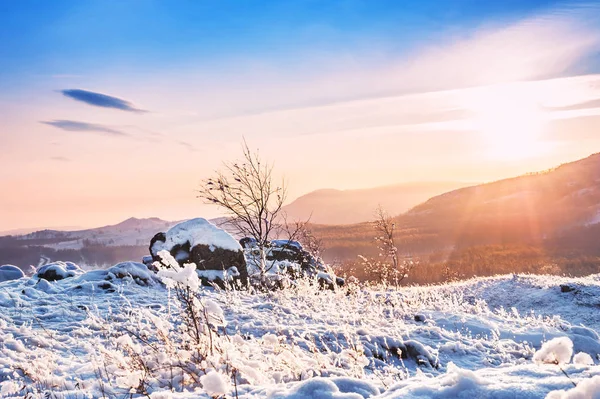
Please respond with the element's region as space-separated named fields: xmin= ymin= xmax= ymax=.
xmin=1 ymin=268 xmax=600 ymax=398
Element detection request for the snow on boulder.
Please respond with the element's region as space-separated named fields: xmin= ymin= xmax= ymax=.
xmin=141 ymin=255 xmax=154 ymax=268
xmin=150 ymin=218 xmax=247 ymax=286
xmin=0 ymin=265 xmax=25 ymax=282
xmin=106 ymin=262 xmax=158 ymax=286
xmin=68 ymin=262 xmax=158 ymax=292
xmin=243 ymin=237 xmax=333 ymax=286
xmin=404 ymin=340 xmax=439 ymax=368
xmin=36 ymin=261 xmax=82 ymax=282
xmin=267 ymin=239 xmax=321 ymax=273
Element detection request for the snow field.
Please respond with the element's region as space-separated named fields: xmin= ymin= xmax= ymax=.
xmin=0 ymin=269 xmax=599 ymax=398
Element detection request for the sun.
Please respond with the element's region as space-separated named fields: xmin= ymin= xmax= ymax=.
xmin=465 ymin=84 xmax=548 ymax=160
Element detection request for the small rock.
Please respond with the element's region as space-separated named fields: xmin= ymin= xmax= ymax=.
xmin=560 ymin=284 xmax=576 ymax=293
xmin=414 ymin=314 xmax=426 ymax=323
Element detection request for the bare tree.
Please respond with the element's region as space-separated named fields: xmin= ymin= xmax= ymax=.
xmin=296 ymin=224 xmax=325 ymax=263
xmin=362 ymin=205 xmax=415 ymax=286
xmin=197 ymin=140 xmax=286 ymax=281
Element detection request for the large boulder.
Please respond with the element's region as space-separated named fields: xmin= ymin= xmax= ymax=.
xmin=150 ymin=218 xmax=247 ymax=286
xmin=0 ymin=265 xmax=25 ymax=282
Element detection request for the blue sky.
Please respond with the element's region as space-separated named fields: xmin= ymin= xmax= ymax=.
xmin=1 ymin=0 xmax=600 ymax=230
xmin=0 ymin=0 xmax=582 ymax=78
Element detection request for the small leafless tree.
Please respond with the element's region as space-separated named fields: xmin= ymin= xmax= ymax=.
xmin=297 ymin=225 xmax=324 ymax=263
xmin=362 ymin=205 xmax=415 ymax=286
xmin=198 ymin=140 xmax=286 ymax=281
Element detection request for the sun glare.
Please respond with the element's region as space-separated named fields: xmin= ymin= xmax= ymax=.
xmin=466 ymin=85 xmax=548 ymax=160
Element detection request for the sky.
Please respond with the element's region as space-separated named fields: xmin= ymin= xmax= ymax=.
xmin=1 ymin=0 xmax=600 ymax=231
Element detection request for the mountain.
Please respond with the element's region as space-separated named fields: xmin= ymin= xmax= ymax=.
xmin=401 ymin=152 xmax=600 ymax=247
xmin=19 ymin=217 xmax=179 ymax=249
xmin=0 ymin=217 xmax=182 ymax=269
xmin=283 ymin=182 xmax=474 ymax=224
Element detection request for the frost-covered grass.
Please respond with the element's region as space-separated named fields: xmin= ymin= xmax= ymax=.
xmin=0 ymin=270 xmax=599 ymax=398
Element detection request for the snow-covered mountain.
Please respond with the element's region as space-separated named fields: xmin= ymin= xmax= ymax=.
xmin=17 ymin=217 xmax=179 ymax=249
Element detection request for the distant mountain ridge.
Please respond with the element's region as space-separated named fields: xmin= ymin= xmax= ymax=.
xmin=0 ymin=217 xmax=185 ymax=268
xmin=283 ymin=181 xmax=474 ymax=224
xmin=398 ymin=152 xmax=600 ymax=247
xmin=19 ymin=217 xmax=180 ymax=249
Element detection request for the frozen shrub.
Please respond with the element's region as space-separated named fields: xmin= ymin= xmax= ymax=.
xmin=533 ymin=337 xmax=574 ymax=365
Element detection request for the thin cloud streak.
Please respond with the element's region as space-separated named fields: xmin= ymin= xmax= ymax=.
xmin=61 ymin=89 xmax=147 ymax=113
xmin=41 ymin=120 xmax=128 ymax=136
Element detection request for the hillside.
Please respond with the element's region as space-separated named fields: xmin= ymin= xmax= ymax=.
xmin=402 ymin=152 xmax=600 ymax=246
xmin=282 ymin=182 xmax=473 ymax=224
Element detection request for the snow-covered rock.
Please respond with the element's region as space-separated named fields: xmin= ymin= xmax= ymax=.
xmin=106 ymin=262 xmax=157 ymax=286
xmin=150 ymin=218 xmax=247 ymax=286
xmin=36 ymin=261 xmax=83 ymax=281
xmin=0 ymin=265 xmax=25 ymax=282
xmin=242 ymin=237 xmax=341 ymax=289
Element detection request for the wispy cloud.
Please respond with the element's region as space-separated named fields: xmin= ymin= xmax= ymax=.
xmin=545 ymin=98 xmax=600 ymax=112
xmin=60 ymin=89 xmax=147 ymax=113
xmin=41 ymin=120 xmax=128 ymax=136
xmin=146 ymin=4 xmax=600 ymax=131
